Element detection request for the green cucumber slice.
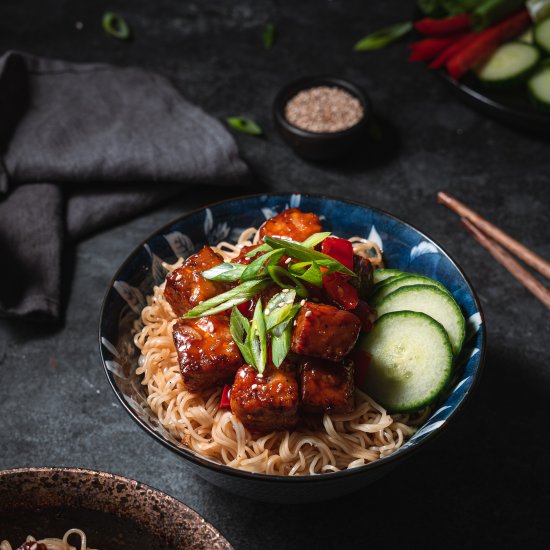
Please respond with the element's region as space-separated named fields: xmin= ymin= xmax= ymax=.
xmin=376 ymin=285 xmax=465 ymax=355
xmin=474 ymin=41 xmax=540 ymax=84
xmin=359 ymin=311 xmax=453 ymax=412
xmin=528 ymin=61 xmax=550 ymax=111
xmin=372 ymin=269 xmax=403 ymax=284
xmin=534 ymin=16 xmax=550 ymax=55
xmin=373 ymin=274 xmax=451 ymax=305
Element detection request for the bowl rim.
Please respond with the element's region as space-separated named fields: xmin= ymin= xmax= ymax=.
xmin=273 ymin=75 xmax=372 ymax=139
xmin=99 ymin=192 xmax=486 ymax=484
xmin=0 ymin=466 xmax=232 ymax=547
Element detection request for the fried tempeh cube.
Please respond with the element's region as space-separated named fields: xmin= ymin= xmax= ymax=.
xmin=259 ymin=208 xmax=322 ymax=243
xmin=164 ymin=246 xmax=228 ymax=316
xmin=299 ymin=358 xmax=355 ymax=414
xmin=172 ymin=316 xmax=242 ymax=391
xmin=291 ymin=302 xmax=361 ymax=362
xmin=230 ymin=362 xmax=299 ymax=433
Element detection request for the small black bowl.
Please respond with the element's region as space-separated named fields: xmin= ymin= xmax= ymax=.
xmin=273 ymin=75 xmax=372 ymax=161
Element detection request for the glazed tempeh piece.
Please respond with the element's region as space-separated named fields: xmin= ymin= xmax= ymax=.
xmin=291 ymin=302 xmax=361 ymax=362
xmin=164 ymin=246 xmax=229 ymax=316
xmin=299 ymin=358 xmax=355 ymax=414
xmin=230 ymin=362 xmax=299 ymax=433
xmin=259 ymin=208 xmax=322 ymax=243
xmin=173 ymin=316 xmax=242 ymax=391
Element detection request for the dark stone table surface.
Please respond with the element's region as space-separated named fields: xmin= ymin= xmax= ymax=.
xmin=1 ymin=1 xmax=549 ymax=548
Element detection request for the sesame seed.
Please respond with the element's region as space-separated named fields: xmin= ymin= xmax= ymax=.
xmin=285 ymin=258 xmax=292 ymax=264
xmin=257 ymin=373 xmax=263 ymax=379
xmin=300 ymin=299 xmax=306 ymax=306
xmin=282 ymin=288 xmax=289 ymax=293
xmin=265 ymin=309 xmax=271 ymax=315
xmin=285 ymin=86 xmax=364 ymax=133
xmin=251 ymin=384 xmax=257 ymax=390
xmin=305 ymin=310 xmax=312 ymax=317
xmin=293 ymin=320 xmax=297 ymax=326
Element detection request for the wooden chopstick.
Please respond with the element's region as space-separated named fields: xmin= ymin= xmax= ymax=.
xmin=461 ymin=218 xmax=550 ymax=310
xmin=438 ymin=191 xmax=550 ymax=280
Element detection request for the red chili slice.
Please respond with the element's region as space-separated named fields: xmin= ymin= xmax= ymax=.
xmin=321 ymin=236 xmax=354 ymax=271
xmin=323 ymin=273 xmax=359 ymax=311
xmin=220 ymin=384 xmax=231 ymax=409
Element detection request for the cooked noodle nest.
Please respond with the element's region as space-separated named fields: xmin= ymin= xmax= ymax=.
xmin=0 ymin=529 xmax=95 ymax=550
xmin=134 ymin=228 xmax=428 ymax=475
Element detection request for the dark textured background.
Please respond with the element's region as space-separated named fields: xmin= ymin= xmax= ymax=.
xmin=0 ymin=1 xmax=549 ymax=548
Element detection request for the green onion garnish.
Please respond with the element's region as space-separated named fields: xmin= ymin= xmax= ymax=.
xmin=229 ymin=306 xmax=255 ymax=366
xmin=263 ymin=235 xmax=356 ymax=277
xmin=264 ymin=290 xmax=296 ymax=331
xmin=226 ymin=117 xmax=263 ymax=136
xmin=102 ymin=12 xmax=131 ymax=40
xmin=240 ymin=249 xmax=285 ymax=282
xmin=262 ymin=23 xmax=276 ymax=49
xmin=267 ymin=266 xmax=308 ymax=298
xmin=249 ymin=300 xmax=267 ymax=373
xmin=201 ymin=262 xmax=246 ymax=282
xmin=183 ymin=279 xmax=270 ymax=318
xmin=353 ymin=21 xmax=412 ymax=51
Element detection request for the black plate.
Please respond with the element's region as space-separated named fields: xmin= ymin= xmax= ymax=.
xmin=439 ymin=70 xmax=550 ymax=135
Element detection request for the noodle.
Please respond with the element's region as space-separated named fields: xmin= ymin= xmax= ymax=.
xmin=1 ymin=529 xmax=95 ymax=550
xmin=134 ymin=227 xmax=427 ymax=475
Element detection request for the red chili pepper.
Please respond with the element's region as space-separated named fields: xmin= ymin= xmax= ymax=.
xmin=352 ymin=300 xmax=377 ymax=333
xmin=428 ymin=32 xmax=477 ymax=69
xmin=321 ymin=236 xmax=354 ymax=271
xmin=237 ymin=299 xmax=255 ymax=318
xmin=220 ymin=385 xmax=231 ymax=409
xmin=323 ymin=273 xmax=359 ymax=310
xmin=408 ymin=36 xmax=464 ymax=62
xmin=446 ymin=9 xmax=530 ymax=80
xmin=415 ymin=14 xmax=471 ymax=36
xmin=349 ymin=348 xmax=372 ymax=388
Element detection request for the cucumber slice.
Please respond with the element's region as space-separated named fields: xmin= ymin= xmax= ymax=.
xmin=359 ymin=311 xmax=453 ymax=412
xmin=534 ymin=16 xmax=550 ymax=55
xmin=528 ymin=61 xmax=550 ymax=111
xmin=376 ymin=285 xmax=465 ymax=355
xmin=474 ymin=42 xmax=540 ymax=85
xmin=373 ymin=274 xmax=451 ymax=305
xmin=372 ymin=269 xmax=402 ymax=285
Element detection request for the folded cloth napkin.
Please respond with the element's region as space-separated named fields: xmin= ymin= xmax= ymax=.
xmin=0 ymin=51 xmax=249 ymax=322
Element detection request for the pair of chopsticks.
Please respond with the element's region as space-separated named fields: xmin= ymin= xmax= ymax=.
xmin=437 ymin=191 xmax=550 ymax=310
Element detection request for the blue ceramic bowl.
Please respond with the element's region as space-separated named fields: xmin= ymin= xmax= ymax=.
xmin=99 ymin=193 xmax=485 ymax=503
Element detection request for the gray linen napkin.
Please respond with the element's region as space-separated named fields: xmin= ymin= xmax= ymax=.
xmin=0 ymin=51 xmax=249 ymax=322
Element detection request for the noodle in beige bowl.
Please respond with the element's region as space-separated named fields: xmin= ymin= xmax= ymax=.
xmin=100 ymin=194 xmax=485 ymax=502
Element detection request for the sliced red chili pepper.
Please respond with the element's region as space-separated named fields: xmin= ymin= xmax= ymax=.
xmin=415 ymin=14 xmax=471 ymax=36
xmin=408 ymin=36 xmax=464 ymax=62
xmin=429 ymin=32 xmax=477 ymax=69
xmin=349 ymin=348 xmax=372 ymax=388
xmin=237 ymin=299 xmax=255 ymax=318
xmin=321 ymin=236 xmax=354 ymax=271
xmin=352 ymin=300 xmax=377 ymax=333
xmin=323 ymin=273 xmax=359 ymax=311
xmin=446 ymin=9 xmax=530 ymax=80
xmin=220 ymin=384 xmax=231 ymax=409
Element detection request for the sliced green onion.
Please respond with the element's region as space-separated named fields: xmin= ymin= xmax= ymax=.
xmin=240 ymin=249 xmax=285 ymax=282
xmin=249 ymin=300 xmax=267 ymax=373
xmin=262 ymin=22 xmax=276 ymax=49
xmin=263 ymin=236 xmax=356 ymax=277
xmin=295 ymin=261 xmax=323 ymax=287
xmin=267 ymin=266 xmax=308 ymax=298
xmin=353 ymin=21 xmax=412 ymax=51
xmin=226 ymin=116 xmax=263 ymax=136
xmin=300 ymin=232 xmax=331 ymax=248
xmin=201 ymin=262 xmax=245 ymax=282
xmin=102 ymin=12 xmax=131 ymax=40
xmin=270 ymin=307 xmax=300 ymax=367
xmin=245 ymin=243 xmax=272 ymax=257
xmin=183 ymin=279 xmax=270 ymax=318
xmin=264 ymin=290 xmax=296 ymax=330
xmin=230 ymin=307 xmax=255 ymax=366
